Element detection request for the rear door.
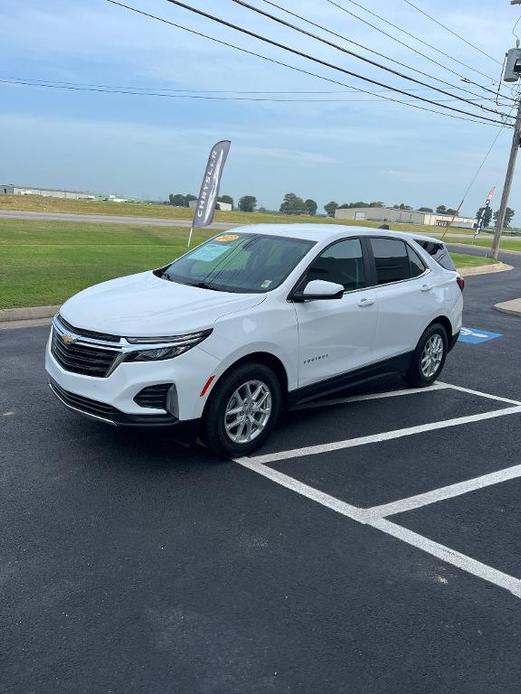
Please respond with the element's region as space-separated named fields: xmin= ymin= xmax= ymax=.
xmin=368 ymin=237 xmax=435 ymax=363
xmin=292 ymin=237 xmax=378 ymax=387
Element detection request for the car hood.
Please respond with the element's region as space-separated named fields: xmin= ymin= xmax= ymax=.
xmin=60 ymin=271 xmax=266 ymax=337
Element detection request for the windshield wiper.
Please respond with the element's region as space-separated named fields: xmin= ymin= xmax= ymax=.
xmin=185 ymin=281 xmax=224 ymax=291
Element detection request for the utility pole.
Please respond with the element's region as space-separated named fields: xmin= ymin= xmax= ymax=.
xmin=490 ymin=3 xmax=521 ymax=258
xmin=490 ymin=99 xmax=521 ymax=259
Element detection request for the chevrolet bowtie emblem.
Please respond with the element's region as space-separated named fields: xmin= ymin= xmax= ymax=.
xmin=61 ymin=332 xmax=76 ymax=345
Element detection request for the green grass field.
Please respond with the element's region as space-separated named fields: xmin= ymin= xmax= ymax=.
xmin=442 ymin=235 xmax=521 ymax=252
xmin=450 ymin=253 xmax=496 ymax=268
xmin=0 ymin=193 xmax=480 ymax=236
xmin=0 ymin=218 xmax=499 ymax=309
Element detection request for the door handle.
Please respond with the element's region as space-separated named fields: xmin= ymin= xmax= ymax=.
xmin=420 ymin=284 xmax=434 ymax=292
xmin=358 ymin=297 xmax=375 ymax=307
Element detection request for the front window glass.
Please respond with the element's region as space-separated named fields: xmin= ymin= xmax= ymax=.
xmin=307 ymin=238 xmax=366 ymax=291
xmin=159 ymin=233 xmax=315 ymax=293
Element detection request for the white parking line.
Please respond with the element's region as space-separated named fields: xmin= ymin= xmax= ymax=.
xmin=439 ymin=382 xmax=521 ymax=407
xmin=296 ymin=383 xmax=449 ymax=410
xmin=236 ymin=456 xmax=366 ymax=522
xmin=233 ymin=380 xmax=521 ymax=598
xmin=234 ymin=456 xmax=521 ymax=599
xmin=370 ymin=518 xmax=521 ymax=598
xmin=241 ymin=405 xmax=521 ymax=465
xmin=365 ymin=463 xmax=521 ymax=520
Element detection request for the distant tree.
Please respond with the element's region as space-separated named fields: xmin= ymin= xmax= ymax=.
xmin=304 ymin=199 xmax=318 ymax=216
xmin=280 ymin=192 xmax=306 ymax=215
xmin=185 ymin=194 xmax=197 ymax=206
xmin=324 ymin=201 xmax=338 ymax=217
xmin=493 ymin=207 xmax=515 ymax=228
xmin=169 ymin=193 xmax=186 ymax=207
xmin=445 ymin=208 xmax=458 ymax=216
xmin=436 ymin=205 xmax=448 ymax=214
xmin=218 ymin=194 xmax=234 ymax=207
xmin=395 ymin=203 xmax=412 ymax=210
xmin=238 ymin=195 xmax=257 ymax=212
xmin=475 ymin=206 xmax=493 ymax=228
xmin=369 ymin=201 xmax=384 ymax=207
xmin=417 ymin=206 xmax=433 ymax=212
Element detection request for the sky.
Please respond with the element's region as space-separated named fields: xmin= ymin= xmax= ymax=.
xmin=1 ymin=0 xmax=520 ymax=216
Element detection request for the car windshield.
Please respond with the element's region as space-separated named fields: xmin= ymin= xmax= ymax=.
xmin=158 ymin=233 xmax=315 ymax=293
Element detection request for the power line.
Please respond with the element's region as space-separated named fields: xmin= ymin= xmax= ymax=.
xmin=0 ymin=77 xmax=493 ymax=103
xmin=153 ymin=0 xmax=511 ymax=125
xmin=346 ymin=0 xmax=500 ymax=83
xmin=256 ymin=0 xmax=500 ymax=105
xmin=440 ymin=96 xmax=519 ymax=240
xmin=1 ymin=76 xmax=490 ymax=95
xmin=401 ymin=0 xmax=502 ymax=66
xmin=106 ymin=1 xmax=508 ymax=127
xmin=326 ymin=0 xmax=511 ymax=103
xmin=462 ymin=100 xmax=517 ymax=201
xmin=230 ymin=0 xmax=511 ymax=121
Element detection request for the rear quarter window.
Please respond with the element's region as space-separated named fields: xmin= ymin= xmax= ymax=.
xmin=414 ymin=239 xmax=456 ymax=271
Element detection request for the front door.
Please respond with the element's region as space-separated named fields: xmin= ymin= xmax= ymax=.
xmin=292 ymin=238 xmax=378 ymax=388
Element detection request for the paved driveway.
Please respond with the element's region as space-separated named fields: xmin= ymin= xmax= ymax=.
xmin=2 ymin=251 xmax=521 ymax=693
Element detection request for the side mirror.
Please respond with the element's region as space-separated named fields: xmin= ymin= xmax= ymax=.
xmin=293 ymin=279 xmax=344 ymax=302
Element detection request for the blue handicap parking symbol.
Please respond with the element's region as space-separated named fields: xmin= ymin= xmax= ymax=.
xmin=458 ymin=327 xmax=502 ymax=345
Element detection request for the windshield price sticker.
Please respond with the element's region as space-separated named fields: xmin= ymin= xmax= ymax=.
xmin=190 ymin=243 xmax=230 ymax=262
xmin=214 ymin=234 xmax=239 ymax=243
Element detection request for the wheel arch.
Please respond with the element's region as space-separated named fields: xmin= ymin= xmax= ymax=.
xmin=203 ymin=352 xmax=290 ymax=415
xmin=428 ymin=315 xmax=453 ymax=342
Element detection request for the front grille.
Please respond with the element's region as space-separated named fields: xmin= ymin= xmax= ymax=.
xmin=134 ymin=383 xmax=172 ymax=409
xmin=51 ymin=328 xmax=119 ymax=378
xmin=50 ymin=379 xmax=118 ymax=419
xmin=58 ymin=315 xmax=121 ymax=343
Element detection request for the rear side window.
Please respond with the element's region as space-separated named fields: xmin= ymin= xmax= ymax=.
xmin=408 ymin=245 xmax=426 ymax=278
xmin=415 ymin=239 xmax=455 ymax=271
xmin=307 ymin=238 xmax=366 ymax=291
xmin=370 ymin=238 xmax=411 ymax=284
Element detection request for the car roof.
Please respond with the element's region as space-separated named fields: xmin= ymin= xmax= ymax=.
xmin=232 ymin=223 xmax=442 ymax=245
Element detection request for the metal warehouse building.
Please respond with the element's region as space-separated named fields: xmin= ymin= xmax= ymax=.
xmin=335 ymin=206 xmax=477 ymax=228
xmin=1 ymin=184 xmax=93 ymax=200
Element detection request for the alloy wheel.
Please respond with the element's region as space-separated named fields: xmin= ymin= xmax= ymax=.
xmin=224 ymin=380 xmax=272 ymax=444
xmin=420 ymin=333 xmax=444 ymax=379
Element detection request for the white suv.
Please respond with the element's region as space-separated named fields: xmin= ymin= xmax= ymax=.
xmin=46 ymin=225 xmax=463 ymax=456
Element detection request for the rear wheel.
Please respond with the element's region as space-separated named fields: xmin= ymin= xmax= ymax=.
xmin=403 ymin=323 xmax=448 ymax=388
xmin=200 ymin=363 xmax=282 ymax=457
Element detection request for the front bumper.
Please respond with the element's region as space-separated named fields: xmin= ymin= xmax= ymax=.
xmin=49 ymin=378 xmax=178 ymax=426
xmin=45 ymin=328 xmax=220 ymax=423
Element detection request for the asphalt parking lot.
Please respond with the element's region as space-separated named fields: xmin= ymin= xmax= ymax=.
xmin=3 ymin=248 xmax=521 ymax=694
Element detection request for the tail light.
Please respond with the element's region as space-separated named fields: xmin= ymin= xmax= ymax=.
xmin=456 ymin=276 xmax=465 ymax=292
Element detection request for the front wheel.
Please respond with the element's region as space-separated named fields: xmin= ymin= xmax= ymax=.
xmin=200 ymin=363 xmax=282 ymax=458
xmin=403 ymin=323 xmax=448 ymax=388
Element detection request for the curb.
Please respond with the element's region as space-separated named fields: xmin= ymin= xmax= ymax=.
xmin=0 ymin=305 xmax=59 ymax=323
xmin=495 ymin=299 xmax=521 ymax=318
xmin=457 ymin=262 xmax=513 ymax=277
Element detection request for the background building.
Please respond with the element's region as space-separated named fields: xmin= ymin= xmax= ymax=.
xmin=188 ymin=199 xmax=233 ymax=212
xmin=335 ymin=206 xmax=476 ymax=229
xmin=1 ymin=184 xmax=93 ymax=200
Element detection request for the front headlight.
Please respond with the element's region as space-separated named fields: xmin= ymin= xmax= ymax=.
xmin=123 ymin=329 xmax=212 ymax=362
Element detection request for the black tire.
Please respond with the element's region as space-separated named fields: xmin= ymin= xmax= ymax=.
xmin=200 ymin=363 xmax=282 ymax=458
xmin=403 ymin=322 xmax=448 ymax=388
